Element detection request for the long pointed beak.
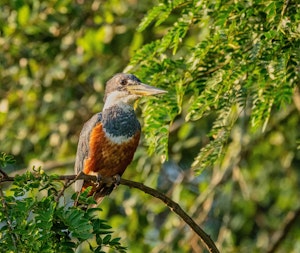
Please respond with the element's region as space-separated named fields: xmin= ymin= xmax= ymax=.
xmin=126 ymin=83 xmax=167 ymax=96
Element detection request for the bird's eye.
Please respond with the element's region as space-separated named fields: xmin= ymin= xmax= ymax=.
xmin=120 ymin=79 xmax=127 ymax=86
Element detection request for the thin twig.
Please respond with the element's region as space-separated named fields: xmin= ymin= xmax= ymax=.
xmin=55 ymin=179 xmax=71 ymax=202
xmin=267 ymin=207 xmax=300 ymax=253
xmin=0 ymin=173 xmax=220 ymax=253
xmin=0 ymin=168 xmax=9 ymax=178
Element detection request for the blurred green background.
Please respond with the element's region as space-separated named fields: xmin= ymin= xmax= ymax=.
xmin=1 ymin=0 xmax=300 ymax=252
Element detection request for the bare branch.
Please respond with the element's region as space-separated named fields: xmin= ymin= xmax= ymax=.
xmin=120 ymin=178 xmax=220 ymax=253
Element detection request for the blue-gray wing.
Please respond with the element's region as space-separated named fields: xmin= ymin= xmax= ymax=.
xmin=74 ymin=112 xmax=102 ymax=192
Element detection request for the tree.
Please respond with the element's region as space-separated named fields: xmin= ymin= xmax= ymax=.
xmin=1 ymin=0 xmax=299 ymax=252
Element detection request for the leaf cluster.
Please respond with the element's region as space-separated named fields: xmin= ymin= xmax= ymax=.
xmin=128 ymin=0 xmax=299 ymax=172
xmin=0 ymin=166 xmax=126 ymax=253
xmin=0 ymin=152 xmax=16 ymax=168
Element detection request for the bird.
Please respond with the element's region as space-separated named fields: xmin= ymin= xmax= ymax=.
xmin=74 ymin=73 xmax=166 ymax=205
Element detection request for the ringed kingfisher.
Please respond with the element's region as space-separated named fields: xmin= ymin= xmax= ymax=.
xmin=74 ymin=73 xmax=166 ymax=205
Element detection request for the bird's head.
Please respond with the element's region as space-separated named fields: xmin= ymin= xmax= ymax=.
xmin=103 ymin=73 xmax=166 ymax=108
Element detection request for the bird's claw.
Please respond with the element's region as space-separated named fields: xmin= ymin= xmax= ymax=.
xmin=95 ymin=174 xmax=102 ymax=187
xmin=113 ymin=174 xmax=121 ymax=189
xmin=94 ymin=174 xmax=120 ymax=189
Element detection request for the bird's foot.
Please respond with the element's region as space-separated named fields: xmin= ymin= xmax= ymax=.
xmin=112 ymin=174 xmax=121 ymax=189
xmin=94 ymin=174 xmax=120 ymax=189
xmin=94 ymin=174 xmax=102 ymax=187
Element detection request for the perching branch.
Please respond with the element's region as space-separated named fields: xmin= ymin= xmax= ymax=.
xmin=120 ymin=178 xmax=220 ymax=253
xmin=0 ymin=171 xmax=219 ymax=253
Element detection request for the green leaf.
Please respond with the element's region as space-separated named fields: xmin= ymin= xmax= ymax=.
xmin=138 ymin=4 xmax=167 ymax=32
xmin=17 ymin=4 xmax=30 ymax=26
xmin=102 ymin=234 xmax=112 ymax=244
xmin=0 ymin=152 xmax=16 ymax=168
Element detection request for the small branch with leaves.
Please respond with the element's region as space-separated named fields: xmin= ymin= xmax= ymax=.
xmin=0 ymin=168 xmax=219 ymax=253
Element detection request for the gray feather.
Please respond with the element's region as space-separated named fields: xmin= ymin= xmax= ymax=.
xmin=74 ymin=113 xmax=102 ymax=192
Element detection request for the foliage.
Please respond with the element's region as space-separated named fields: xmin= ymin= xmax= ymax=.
xmin=128 ymin=0 xmax=299 ymax=170
xmin=1 ymin=0 xmax=300 ymax=252
xmin=0 ymin=164 xmax=126 ymax=253
xmin=0 ymin=152 xmax=16 ymax=168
